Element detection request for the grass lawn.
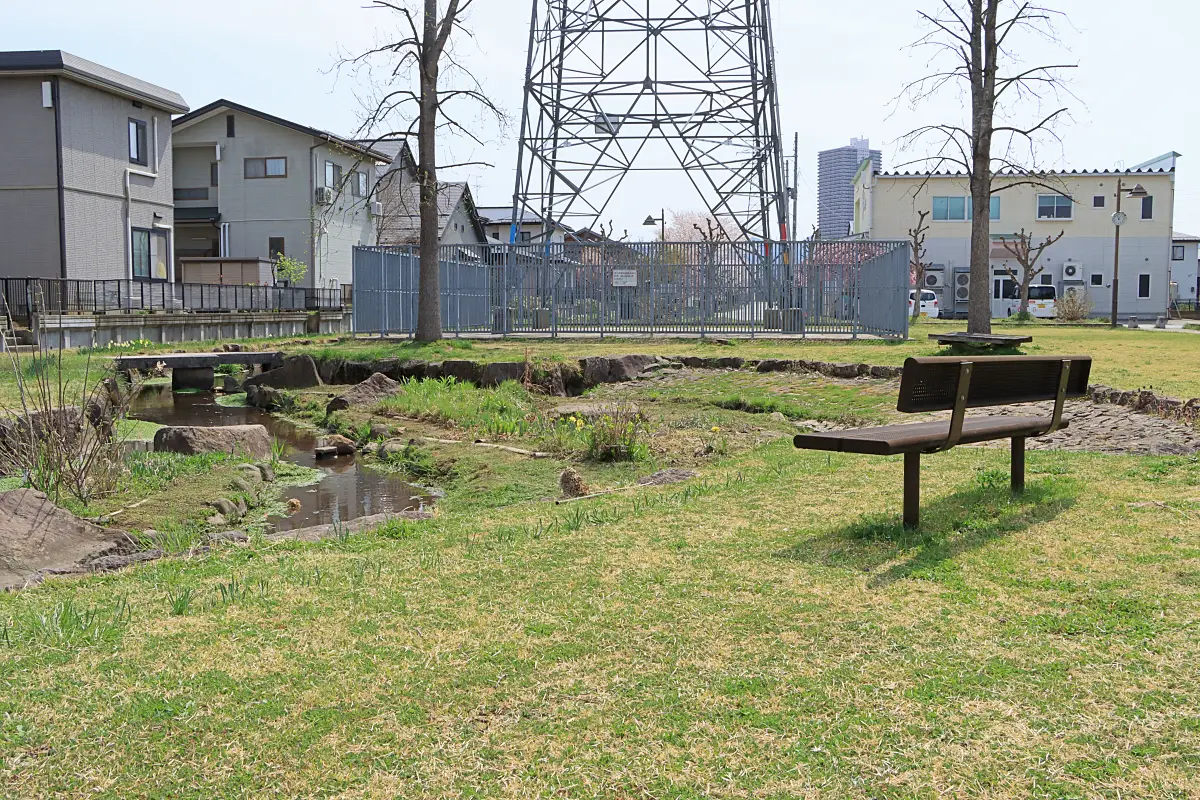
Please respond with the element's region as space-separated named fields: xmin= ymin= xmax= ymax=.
xmin=2 ymin=327 xmax=1200 ymax=797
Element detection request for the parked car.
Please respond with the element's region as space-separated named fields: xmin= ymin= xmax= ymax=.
xmin=908 ymin=289 xmax=941 ymax=319
xmin=1005 ymin=285 xmax=1057 ymax=318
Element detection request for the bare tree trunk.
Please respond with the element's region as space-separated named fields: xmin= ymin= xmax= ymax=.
xmin=1020 ymin=279 xmax=1031 ymax=316
xmin=967 ymin=0 xmax=996 ymax=335
xmin=415 ymin=0 xmax=442 ymax=342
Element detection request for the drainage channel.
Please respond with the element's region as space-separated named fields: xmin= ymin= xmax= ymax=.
xmin=131 ymin=386 xmax=433 ymax=531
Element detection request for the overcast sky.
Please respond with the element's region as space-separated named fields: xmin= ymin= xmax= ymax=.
xmin=6 ymin=0 xmax=1197 ymax=239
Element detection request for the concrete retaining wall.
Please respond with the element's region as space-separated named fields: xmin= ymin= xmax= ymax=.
xmin=33 ymin=311 xmax=351 ymax=349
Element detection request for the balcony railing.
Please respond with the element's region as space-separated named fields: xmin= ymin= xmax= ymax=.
xmin=0 ymin=278 xmax=345 ymax=325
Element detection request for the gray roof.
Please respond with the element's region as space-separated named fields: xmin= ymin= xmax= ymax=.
xmin=1174 ymin=231 xmax=1200 ymax=243
xmin=378 ymin=181 xmax=485 ymax=245
xmin=0 ymin=50 xmax=188 ymax=113
xmin=175 ymin=100 xmax=390 ymax=162
xmin=477 ymin=207 xmax=549 ymax=225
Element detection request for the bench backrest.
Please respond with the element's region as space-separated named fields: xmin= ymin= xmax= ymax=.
xmin=897 ymin=355 xmax=1092 ymax=413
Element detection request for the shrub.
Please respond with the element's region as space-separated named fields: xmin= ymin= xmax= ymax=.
xmin=585 ymin=405 xmax=649 ymax=462
xmin=1057 ymin=289 xmax=1093 ymax=322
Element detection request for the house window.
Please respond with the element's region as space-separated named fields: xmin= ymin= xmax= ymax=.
xmin=131 ymin=228 xmax=169 ymax=281
xmin=1093 ymin=195 xmax=1106 ymax=208
xmin=325 ymin=161 xmax=343 ymax=189
xmin=932 ymin=196 xmax=967 ymax=221
xmin=1138 ymin=274 xmax=1151 ymax=298
xmin=173 ymin=188 xmax=209 ymax=201
xmin=1173 ymin=245 xmax=1186 ymax=260
xmin=519 ymin=231 xmax=532 ymax=243
xmin=1041 ymin=274 xmax=1054 ymax=285
xmin=1090 ymin=273 xmax=1104 ymax=287
xmin=226 ymin=114 xmax=235 ymax=137
xmin=268 ymin=237 xmax=285 ymax=259
xmin=1141 ymin=196 xmax=1154 ymax=220
xmin=245 ymin=157 xmax=287 ymax=179
xmin=210 ymin=162 xmax=219 ymax=187
xmin=1037 ymin=195 xmax=1073 ymax=220
xmin=352 ymin=171 xmax=369 ymax=198
xmin=128 ymin=118 xmax=147 ymax=166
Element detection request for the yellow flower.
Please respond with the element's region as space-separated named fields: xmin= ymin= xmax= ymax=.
xmin=711 ymin=426 xmax=721 ymax=433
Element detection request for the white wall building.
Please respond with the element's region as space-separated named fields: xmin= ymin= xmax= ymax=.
xmin=1171 ymin=232 xmax=1199 ymax=308
xmin=853 ymin=154 xmax=1180 ymax=320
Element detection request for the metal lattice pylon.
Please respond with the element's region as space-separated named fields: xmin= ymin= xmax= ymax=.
xmin=511 ymin=0 xmax=789 ymax=243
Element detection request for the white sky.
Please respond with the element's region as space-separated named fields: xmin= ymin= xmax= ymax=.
xmin=6 ymin=0 xmax=1197 ymax=239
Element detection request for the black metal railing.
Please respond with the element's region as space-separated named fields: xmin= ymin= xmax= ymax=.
xmin=0 ymin=278 xmax=345 ymax=325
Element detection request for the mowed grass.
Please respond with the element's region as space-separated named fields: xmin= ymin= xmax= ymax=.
xmin=3 ymin=439 xmax=1200 ymax=798
xmin=3 ymin=323 xmax=1200 ymax=405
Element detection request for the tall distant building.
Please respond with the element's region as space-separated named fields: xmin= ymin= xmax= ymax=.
xmin=818 ymin=138 xmax=882 ymax=239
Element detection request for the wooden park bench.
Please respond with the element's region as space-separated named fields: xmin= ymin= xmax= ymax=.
xmin=794 ymin=355 xmax=1092 ymax=528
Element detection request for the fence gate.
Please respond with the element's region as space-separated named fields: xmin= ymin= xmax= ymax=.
xmin=353 ymin=240 xmax=910 ymax=339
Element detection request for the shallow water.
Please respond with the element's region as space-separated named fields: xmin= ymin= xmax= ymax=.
xmin=131 ymin=387 xmax=431 ymax=531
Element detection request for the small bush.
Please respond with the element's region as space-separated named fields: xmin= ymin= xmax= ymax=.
xmin=1057 ymin=289 xmax=1093 ymax=322
xmin=585 ymin=405 xmax=649 ymax=462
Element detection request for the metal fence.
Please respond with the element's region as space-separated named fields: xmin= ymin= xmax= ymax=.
xmin=0 ymin=278 xmax=344 ymax=325
xmin=353 ymin=240 xmax=910 ymax=339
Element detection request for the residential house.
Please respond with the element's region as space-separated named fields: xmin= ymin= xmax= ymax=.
xmin=1171 ymin=232 xmax=1199 ymax=307
xmin=171 ymin=100 xmax=388 ymax=288
xmin=0 ymin=50 xmax=188 ymax=281
xmin=853 ymin=154 xmax=1179 ymax=320
xmin=477 ymin=207 xmax=572 ymax=245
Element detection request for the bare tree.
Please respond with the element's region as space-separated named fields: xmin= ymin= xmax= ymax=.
xmin=339 ymin=0 xmax=504 ymax=342
xmin=909 ymin=210 xmax=932 ymax=320
xmin=898 ymin=1 xmax=1076 ymax=334
xmin=1000 ymin=227 xmax=1065 ymax=316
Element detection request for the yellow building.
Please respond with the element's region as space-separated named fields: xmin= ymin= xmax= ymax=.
xmin=852 ymin=154 xmax=1179 ymax=320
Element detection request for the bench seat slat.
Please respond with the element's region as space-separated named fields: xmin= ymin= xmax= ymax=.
xmin=794 ymin=415 xmax=1066 ymax=456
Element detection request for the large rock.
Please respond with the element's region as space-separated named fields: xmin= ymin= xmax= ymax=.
xmin=244 ymin=355 xmax=322 ymax=390
xmin=322 ymin=434 xmax=357 ymax=455
xmin=442 ymin=360 xmax=481 ymax=384
xmin=479 ymin=362 xmax=526 ymax=387
xmin=245 ymin=384 xmax=287 ymax=411
xmin=757 ymin=359 xmax=794 ymax=373
xmin=608 ymin=354 xmax=659 ymax=381
xmin=153 ymin=425 xmax=272 ymax=459
xmin=326 ymin=372 xmax=402 ymax=414
xmin=0 ymin=489 xmax=123 ymax=590
xmin=580 ymin=357 xmax=611 ymax=386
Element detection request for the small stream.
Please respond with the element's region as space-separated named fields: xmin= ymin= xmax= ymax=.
xmin=131 ymin=387 xmax=432 ymax=531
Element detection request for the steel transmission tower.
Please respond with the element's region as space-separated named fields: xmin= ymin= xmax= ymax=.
xmin=511 ymin=0 xmax=789 ymax=244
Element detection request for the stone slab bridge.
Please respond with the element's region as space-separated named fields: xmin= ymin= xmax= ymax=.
xmin=113 ymin=352 xmax=284 ymax=390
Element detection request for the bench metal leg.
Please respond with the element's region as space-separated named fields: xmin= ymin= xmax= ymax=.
xmin=904 ymin=452 xmax=920 ymax=529
xmin=1011 ymin=437 xmax=1026 ymax=494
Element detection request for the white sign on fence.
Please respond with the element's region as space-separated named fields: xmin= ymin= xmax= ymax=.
xmin=611 ymin=269 xmax=638 ymax=288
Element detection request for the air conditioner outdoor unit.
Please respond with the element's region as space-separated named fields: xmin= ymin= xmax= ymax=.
xmin=315 ymin=187 xmax=334 ymax=206
xmin=370 ymin=201 xmax=384 ymax=217
xmin=954 ymin=271 xmax=971 ymax=302
xmin=924 ymin=271 xmax=945 ymax=289
xmin=1062 ymin=260 xmax=1082 ymax=281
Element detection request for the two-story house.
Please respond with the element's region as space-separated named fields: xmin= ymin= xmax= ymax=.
xmin=365 ymin=139 xmax=487 ymax=248
xmin=853 ymin=154 xmax=1179 ymax=321
xmin=171 ymin=100 xmax=389 ymax=289
xmin=477 ymin=206 xmax=572 ymax=245
xmin=0 ymin=50 xmax=188 ymax=281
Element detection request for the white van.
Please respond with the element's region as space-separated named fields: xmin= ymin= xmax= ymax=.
xmin=908 ymin=289 xmax=941 ymax=319
xmin=1005 ymin=285 xmax=1057 ymax=318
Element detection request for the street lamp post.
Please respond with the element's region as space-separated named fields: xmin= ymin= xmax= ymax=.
xmin=1111 ymin=178 xmax=1149 ymax=327
xmin=643 ymin=210 xmax=666 ymax=242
